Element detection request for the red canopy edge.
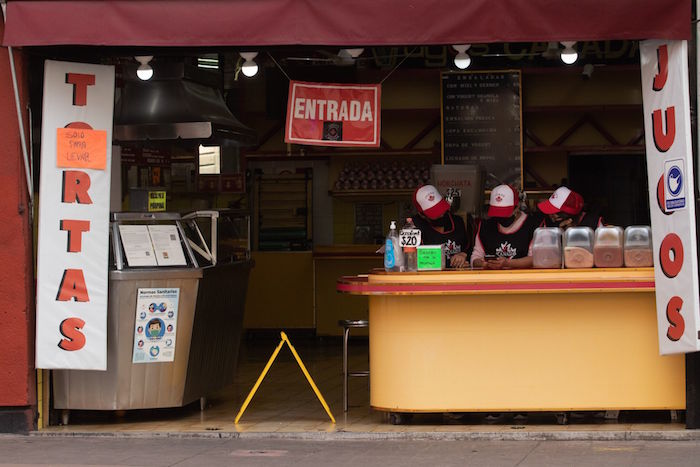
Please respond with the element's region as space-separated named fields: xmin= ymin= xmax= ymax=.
xmin=2 ymin=0 xmax=691 ymax=47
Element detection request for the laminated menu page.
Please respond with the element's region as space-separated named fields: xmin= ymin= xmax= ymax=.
xmin=147 ymin=225 xmax=187 ymax=266
xmin=118 ymin=225 xmax=157 ymax=267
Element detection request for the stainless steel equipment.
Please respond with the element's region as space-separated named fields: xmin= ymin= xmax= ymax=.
xmin=53 ymin=211 xmax=253 ymax=423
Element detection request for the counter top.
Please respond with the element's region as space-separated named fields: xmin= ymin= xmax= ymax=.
xmin=337 ymin=268 xmax=655 ymax=295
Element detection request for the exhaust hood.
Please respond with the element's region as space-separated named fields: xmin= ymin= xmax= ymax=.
xmin=114 ymin=65 xmax=256 ymax=146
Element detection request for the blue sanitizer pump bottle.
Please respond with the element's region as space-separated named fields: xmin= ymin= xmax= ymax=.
xmin=384 ymin=221 xmax=403 ymax=272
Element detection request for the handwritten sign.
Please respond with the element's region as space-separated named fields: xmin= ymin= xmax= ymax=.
xmin=400 ymin=229 xmax=422 ymax=248
xmin=148 ymin=191 xmax=166 ymax=212
xmin=417 ymin=245 xmax=444 ymax=270
xmin=56 ymin=127 xmax=107 ymax=170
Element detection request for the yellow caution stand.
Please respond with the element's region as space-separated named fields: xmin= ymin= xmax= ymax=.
xmin=235 ymin=331 xmax=335 ymax=424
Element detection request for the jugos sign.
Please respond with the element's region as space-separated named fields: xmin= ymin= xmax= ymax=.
xmin=641 ymin=40 xmax=700 ymax=355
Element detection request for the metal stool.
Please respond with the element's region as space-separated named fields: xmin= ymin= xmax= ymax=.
xmin=338 ymin=319 xmax=369 ymax=412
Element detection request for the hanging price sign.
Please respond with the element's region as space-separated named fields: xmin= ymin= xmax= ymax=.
xmin=400 ymin=229 xmax=421 ymax=248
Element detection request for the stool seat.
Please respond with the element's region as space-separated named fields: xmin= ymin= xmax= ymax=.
xmin=338 ymin=319 xmax=369 ymax=328
xmin=339 ymin=319 xmax=369 ymax=412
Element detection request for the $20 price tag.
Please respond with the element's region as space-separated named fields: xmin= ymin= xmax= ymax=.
xmin=399 ymin=229 xmax=421 ymax=247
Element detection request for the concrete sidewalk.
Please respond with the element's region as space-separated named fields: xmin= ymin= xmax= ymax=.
xmin=3 ymin=435 xmax=700 ymax=467
xmin=29 ymin=426 xmax=700 ymax=442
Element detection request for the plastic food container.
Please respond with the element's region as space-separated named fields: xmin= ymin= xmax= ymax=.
xmin=594 ymin=226 xmax=624 ymax=268
xmin=624 ymin=226 xmax=653 ymax=267
xmin=563 ymin=227 xmax=595 ymax=268
xmin=532 ymin=227 xmax=563 ymax=269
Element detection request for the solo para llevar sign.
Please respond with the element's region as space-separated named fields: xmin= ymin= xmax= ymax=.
xmin=640 ymin=41 xmax=700 ymax=355
xmin=36 ymin=61 xmax=115 ymax=369
xmin=284 ymin=81 xmax=381 ymax=147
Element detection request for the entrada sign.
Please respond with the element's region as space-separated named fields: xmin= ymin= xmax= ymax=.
xmin=285 ymin=81 xmax=381 ymax=147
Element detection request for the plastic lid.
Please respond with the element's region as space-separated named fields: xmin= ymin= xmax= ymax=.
xmin=533 ymin=227 xmax=562 ymax=246
xmin=563 ymin=226 xmax=594 ymax=249
xmin=595 ymin=226 xmax=623 ymax=246
xmin=624 ymin=226 xmax=652 ymax=248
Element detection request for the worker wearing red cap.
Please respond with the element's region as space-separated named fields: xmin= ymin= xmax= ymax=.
xmin=537 ymin=186 xmax=603 ymax=230
xmin=412 ymin=185 xmax=470 ymax=268
xmin=471 ymin=184 xmax=541 ymax=270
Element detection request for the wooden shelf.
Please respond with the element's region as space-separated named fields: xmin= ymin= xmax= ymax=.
xmin=329 ymin=189 xmax=414 ymax=200
xmin=523 ymin=104 xmax=642 ymax=114
xmin=524 ymin=145 xmax=644 ymax=155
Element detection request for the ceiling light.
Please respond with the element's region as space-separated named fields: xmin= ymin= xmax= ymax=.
xmin=135 ymin=56 xmax=154 ymax=80
xmin=240 ymin=52 xmax=259 ymax=78
xmin=560 ymin=41 xmax=578 ymax=65
xmin=452 ymin=44 xmax=471 ymax=69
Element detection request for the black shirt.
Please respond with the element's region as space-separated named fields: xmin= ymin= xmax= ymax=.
xmin=413 ymin=213 xmax=470 ymax=264
xmin=477 ymin=214 xmax=540 ymax=260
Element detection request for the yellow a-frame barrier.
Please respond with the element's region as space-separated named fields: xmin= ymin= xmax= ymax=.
xmin=235 ymin=331 xmax=335 ymax=424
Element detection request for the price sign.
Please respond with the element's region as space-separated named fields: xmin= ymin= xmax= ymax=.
xmin=56 ymin=127 xmax=107 ymax=170
xmin=400 ymin=229 xmax=421 ymax=248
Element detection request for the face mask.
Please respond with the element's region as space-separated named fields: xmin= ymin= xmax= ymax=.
xmin=497 ymin=215 xmax=515 ymax=227
xmin=427 ymin=213 xmax=455 ymax=232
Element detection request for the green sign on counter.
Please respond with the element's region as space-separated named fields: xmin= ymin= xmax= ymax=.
xmin=417 ymin=245 xmax=445 ymax=271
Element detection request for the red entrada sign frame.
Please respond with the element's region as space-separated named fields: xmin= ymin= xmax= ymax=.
xmin=284 ymin=81 xmax=381 ymax=148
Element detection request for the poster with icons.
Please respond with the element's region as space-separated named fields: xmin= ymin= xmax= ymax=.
xmin=132 ymin=288 xmax=180 ymax=363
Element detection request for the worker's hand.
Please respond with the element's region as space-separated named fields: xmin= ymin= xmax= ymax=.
xmin=558 ymin=218 xmax=574 ymax=229
xmin=485 ymin=257 xmax=508 ymax=270
xmin=450 ymin=252 xmax=468 ymax=268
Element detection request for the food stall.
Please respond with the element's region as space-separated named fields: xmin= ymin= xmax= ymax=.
xmin=0 ymin=0 xmax=696 ymax=434
xmin=338 ymin=268 xmax=685 ymax=424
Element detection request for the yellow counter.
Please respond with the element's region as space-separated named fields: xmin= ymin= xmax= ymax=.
xmin=338 ymin=268 xmax=685 ymax=413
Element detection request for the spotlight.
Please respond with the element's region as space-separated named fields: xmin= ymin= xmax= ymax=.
xmin=240 ymin=52 xmax=259 ymax=77
xmin=560 ymin=41 xmax=578 ymax=65
xmin=452 ymin=44 xmax=471 ymax=69
xmin=135 ymin=56 xmax=154 ymax=80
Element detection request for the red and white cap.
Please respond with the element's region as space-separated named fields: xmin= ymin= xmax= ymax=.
xmin=538 ymin=186 xmax=584 ymax=215
xmin=487 ymin=184 xmax=518 ymax=218
xmin=413 ymin=185 xmax=450 ymax=220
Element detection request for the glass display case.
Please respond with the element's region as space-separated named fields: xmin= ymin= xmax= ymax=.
xmin=53 ymin=211 xmax=253 ymax=422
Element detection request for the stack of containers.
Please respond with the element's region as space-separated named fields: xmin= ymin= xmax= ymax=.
xmin=623 ymin=226 xmax=653 ymax=267
xmin=593 ymin=226 xmax=624 ymax=268
xmin=563 ymin=227 xmax=595 ymax=268
xmin=532 ymin=227 xmax=563 ymax=269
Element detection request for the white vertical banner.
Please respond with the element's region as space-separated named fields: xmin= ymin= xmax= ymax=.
xmin=36 ymin=60 xmax=115 ymax=369
xmin=641 ymin=40 xmax=700 ymax=355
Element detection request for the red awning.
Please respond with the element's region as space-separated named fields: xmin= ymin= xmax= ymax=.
xmin=2 ymin=0 xmax=691 ymax=47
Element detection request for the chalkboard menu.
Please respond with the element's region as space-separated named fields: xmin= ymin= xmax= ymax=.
xmin=441 ymin=70 xmax=522 ymax=189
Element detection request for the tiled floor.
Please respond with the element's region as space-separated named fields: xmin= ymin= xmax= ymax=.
xmin=42 ymin=336 xmax=685 ymax=434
